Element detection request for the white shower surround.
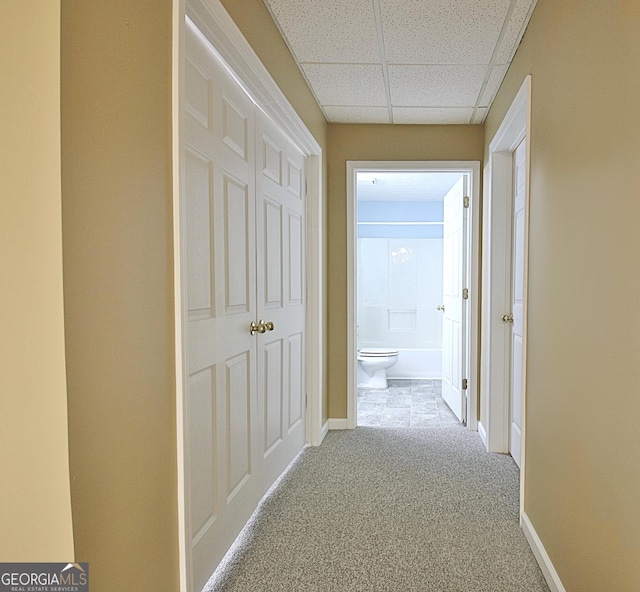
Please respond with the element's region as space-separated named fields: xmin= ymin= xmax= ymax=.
xmin=357 ymin=233 xmax=443 ymax=379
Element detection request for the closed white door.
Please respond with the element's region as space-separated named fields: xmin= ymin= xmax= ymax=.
xmin=510 ymin=139 xmax=526 ymax=467
xmin=183 ymin=27 xmax=260 ymax=591
xmin=441 ymin=177 xmax=467 ymax=423
xmin=182 ymin=24 xmax=308 ymax=590
xmin=255 ymin=112 xmax=306 ymax=493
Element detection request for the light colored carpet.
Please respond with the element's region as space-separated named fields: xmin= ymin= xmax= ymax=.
xmin=204 ymin=427 xmax=550 ymax=592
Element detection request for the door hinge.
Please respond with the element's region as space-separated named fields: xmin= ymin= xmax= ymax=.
xmin=463 ymin=196 xmax=470 ymax=208
xmin=462 ymin=378 xmax=468 ymax=390
xmin=462 ymin=288 xmax=469 ymax=300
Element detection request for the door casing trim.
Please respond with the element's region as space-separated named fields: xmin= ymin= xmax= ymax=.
xmin=346 ymin=161 xmax=480 ymax=432
xmin=481 ymin=75 xmax=531 ymax=517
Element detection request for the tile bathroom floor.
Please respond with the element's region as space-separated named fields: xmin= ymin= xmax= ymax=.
xmin=357 ymin=379 xmax=462 ymax=428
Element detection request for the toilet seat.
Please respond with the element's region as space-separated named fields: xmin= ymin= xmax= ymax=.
xmin=358 ymin=348 xmax=398 ymax=357
xmin=357 ymin=348 xmax=399 ymax=388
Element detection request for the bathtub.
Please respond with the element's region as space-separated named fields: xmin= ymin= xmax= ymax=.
xmin=385 ymin=348 xmax=442 ymax=379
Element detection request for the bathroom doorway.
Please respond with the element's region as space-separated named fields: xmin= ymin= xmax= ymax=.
xmin=346 ymin=162 xmax=480 ymax=431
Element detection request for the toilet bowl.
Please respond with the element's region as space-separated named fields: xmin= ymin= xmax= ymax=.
xmin=357 ymin=348 xmax=399 ymax=389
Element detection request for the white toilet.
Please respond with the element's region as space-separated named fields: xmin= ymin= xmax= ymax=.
xmin=357 ymin=348 xmax=399 ymax=389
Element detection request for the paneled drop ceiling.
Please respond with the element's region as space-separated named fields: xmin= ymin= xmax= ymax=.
xmin=263 ymin=0 xmax=538 ymax=124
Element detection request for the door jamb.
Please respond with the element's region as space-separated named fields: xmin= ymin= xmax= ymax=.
xmin=481 ymin=75 xmax=531 ymax=514
xmin=346 ymin=161 xmax=480 ymax=432
xmin=173 ymin=1 xmax=324 ymax=590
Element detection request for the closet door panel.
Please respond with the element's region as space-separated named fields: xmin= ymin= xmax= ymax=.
xmin=255 ymin=113 xmax=306 ymax=493
xmin=288 ymin=212 xmax=304 ymax=305
xmin=263 ymin=197 xmax=283 ymax=308
xmin=263 ymin=338 xmax=284 ymax=455
xmin=184 ymin=24 xmax=258 ymax=592
xmin=225 ymin=351 xmax=252 ymax=500
xmin=182 ymin=20 xmax=309 ymax=592
xmin=288 ymin=332 xmax=304 ymax=431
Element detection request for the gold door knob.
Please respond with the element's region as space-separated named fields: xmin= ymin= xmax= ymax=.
xmin=437 ymin=305 xmax=445 ymax=312
xmin=250 ymin=321 xmax=267 ymax=335
xmin=250 ymin=320 xmax=275 ymax=335
xmin=501 ymin=313 xmax=514 ymax=323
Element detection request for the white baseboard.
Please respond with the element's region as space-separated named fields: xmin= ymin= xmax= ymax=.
xmin=521 ymin=512 xmax=566 ymax=592
xmin=478 ymin=421 xmax=488 ymax=448
xmin=328 ymin=418 xmax=349 ymax=430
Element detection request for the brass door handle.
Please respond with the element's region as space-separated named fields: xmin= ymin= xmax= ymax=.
xmin=501 ymin=313 xmax=514 ymax=323
xmin=250 ymin=320 xmax=275 ymax=335
xmin=437 ymin=305 xmax=445 ymax=312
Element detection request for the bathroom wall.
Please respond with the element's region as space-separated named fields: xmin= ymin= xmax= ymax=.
xmin=357 ymin=200 xmax=443 ymax=377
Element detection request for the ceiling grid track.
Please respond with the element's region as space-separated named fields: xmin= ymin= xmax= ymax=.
xmin=372 ymin=0 xmax=394 ymax=124
xmin=471 ymin=0 xmax=518 ymax=124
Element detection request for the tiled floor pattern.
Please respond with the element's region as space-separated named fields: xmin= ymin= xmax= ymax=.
xmin=357 ymin=379 xmax=461 ymax=428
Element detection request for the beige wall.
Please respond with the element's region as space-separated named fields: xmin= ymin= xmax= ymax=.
xmin=221 ymin=0 xmax=330 ymax=422
xmin=327 ymin=124 xmax=484 ymax=417
xmin=485 ymin=1 xmax=640 ymax=590
xmin=61 ymin=1 xmax=178 ymax=590
xmin=0 ymin=1 xmax=75 ymax=561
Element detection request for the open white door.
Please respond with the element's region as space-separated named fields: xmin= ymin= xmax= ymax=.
xmin=441 ymin=177 xmax=467 ymax=423
xmin=509 ymin=138 xmax=527 ymax=467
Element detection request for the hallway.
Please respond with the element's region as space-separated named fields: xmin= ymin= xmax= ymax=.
xmin=204 ymin=427 xmax=549 ymax=591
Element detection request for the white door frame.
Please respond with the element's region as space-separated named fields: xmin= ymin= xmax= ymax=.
xmin=172 ymin=1 xmax=324 ymax=590
xmin=346 ymin=161 xmax=480 ymax=431
xmin=480 ymin=76 xmax=531 ymax=512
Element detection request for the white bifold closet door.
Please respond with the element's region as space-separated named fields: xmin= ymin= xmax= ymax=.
xmin=182 ymin=22 xmax=306 ymax=592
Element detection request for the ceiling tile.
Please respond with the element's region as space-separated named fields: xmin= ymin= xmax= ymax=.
xmin=380 ymin=0 xmax=511 ymax=64
xmin=302 ymin=64 xmax=387 ymax=107
xmin=393 ymin=107 xmax=474 ymax=124
xmin=479 ymin=64 xmax=509 ymax=106
xmin=494 ymin=0 xmax=538 ymax=63
xmin=264 ymin=0 xmax=380 ymax=63
xmin=324 ymin=106 xmax=390 ymax=124
xmin=262 ymin=0 xmax=540 ymax=124
xmin=388 ymin=65 xmax=488 ymax=107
